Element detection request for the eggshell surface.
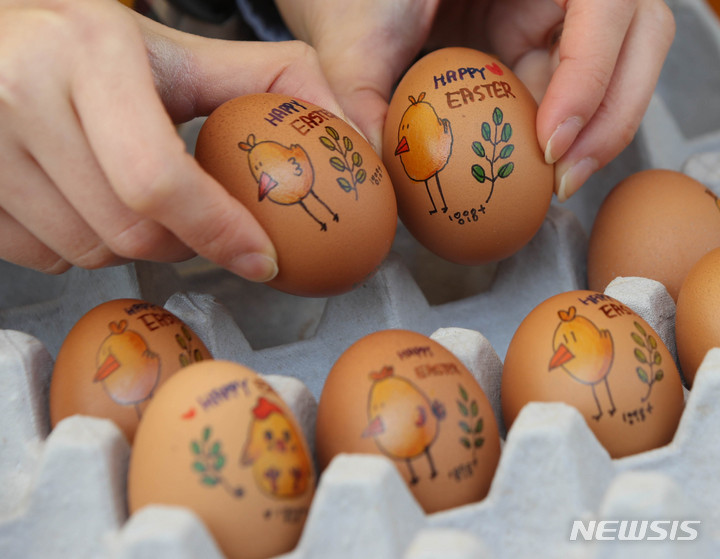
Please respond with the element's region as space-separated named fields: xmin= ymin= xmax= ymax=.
xmin=50 ymin=298 xmax=211 ymax=442
xmin=315 ymin=329 xmax=501 ymax=513
xmin=382 ymin=47 xmax=554 ymax=264
xmin=588 ymin=169 xmax=720 ymax=301
xmin=195 ymin=93 xmax=397 ymax=297
xmin=128 ymin=360 xmax=315 ymax=559
xmin=501 ymin=291 xmax=684 ymax=458
xmin=675 ymin=247 xmax=720 ymax=387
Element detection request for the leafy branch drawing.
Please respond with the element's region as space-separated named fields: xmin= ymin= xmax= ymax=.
xmin=319 ymin=126 xmax=367 ymax=200
xmin=457 ymin=384 xmax=484 ymax=464
xmin=631 ymin=322 xmax=664 ymax=402
xmin=471 ymin=107 xmax=515 ymax=204
xmin=190 ymin=426 xmax=244 ymax=497
xmin=176 ymin=325 xmax=205 ymax=368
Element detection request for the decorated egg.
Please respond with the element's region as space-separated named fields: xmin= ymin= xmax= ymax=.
xmin=315 ymin=329 xmax=501 ymax=513
xmin=501 ymin=290 xmax=684 ymax=458
xmin=382 ymin=47 xmax=554 ymax=264
xmin=128 ymin=360 xmax=315 ymax=559
xmin=675 ymin=247 xmax=720 ymax=387
xmin=588 ymin=169 xmax=720 ymax=301
xmin=195 ymin=93 xmax=397 ymax=297
xmin=50 ymin=298 xmax=211 ymax=442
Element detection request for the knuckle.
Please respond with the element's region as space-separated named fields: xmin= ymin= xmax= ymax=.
xmin=68 ymin=240 xmax=119 ymax=270
xmin=118 ymin=149 xmax=189 ymax=216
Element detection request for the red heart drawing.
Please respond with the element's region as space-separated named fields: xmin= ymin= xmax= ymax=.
xmin=486 ymin=63 xmax=503 ymax=76
xmin=181 ymin=408 xmax=196 ymax=419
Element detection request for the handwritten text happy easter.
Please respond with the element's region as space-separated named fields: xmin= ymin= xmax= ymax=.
xmin=433 ymin=64 xmax=516 ymax=109
xmin=263 ymin=99 xmax=337 ymax=135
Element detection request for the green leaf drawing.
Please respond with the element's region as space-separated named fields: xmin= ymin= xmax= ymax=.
xmin=501 ymin=123 xmax=512 ymax=142
xmin=320 ymin=136 xmax=336 ymax=151
xmin=492 ymin=107 xmax=503 ymax=126
xmin=631 ymin=332 xmax=645 ymax=347
xmin=481 ymin=122 xmax=492 ymax=141
xmin=470 ymin=400 xmax=479 ymax=416
xmin=193 ymin=349 xmax=205 ymax=362
xmin=352 ymin=152 xmax=363 ymax=167
xmin=472 ymin=164 xmax=486 ymax=183
xmin=460 ymin=438 xmax=471 ymax=449
xmin=634 ymin=349 xmax=647 ymax=363
xmin=326 ymin=126 xmax=340 ymax=140
xmin=497 ymin=162 xmax=514 ymax=178
xmin=474 ymin=438 xmax=485 ymax=448
xmin=191 ymin=441 xmax=201 ymax=455
xmin=654 ymin=352 xmax=662 ymax=365
xmin=330 ymin=157 xmax=346 ymax=172
xmin=655 ymin=370 xmax=664 ymax=381
xmin=499 ymin=144 xmax=514 ymax=159
xmin=458 ymin=401 xmax=469 ymax=417
xmin=176 ymin=333 xmax=188 ymax=350
xmin=635 ymin=322 xmax=647 ymax=337
xmin=343 ymin=136 xmax=353 ymax=151
xmin=179 ymin=354 xmax=190 ymax=367
xmin=637 ymin=366 xmax=649 ymax=384
xmin=474 ymin=418 xmax=484 ymax=433
xmin=203 ymin=427 xmax=211 ymax=441
xmin=355 ymin=169 xmax=367 ymax=183
xmin=648 ymin=336 xmax=658 ymax=350
xmin=472 ymin=141 xmax=486 ymax=158
xmin=337 ymin=177 xmax=352 ymax=192
xmin=202 ymin=476 xmax=219 ymax=486
xmin=460 ymin=421 xmax=472 ymax=433
xmin=193 ymin=462 xmax=206 ymax=472
xmin=459 ymin=384 xmax=469 ymax=402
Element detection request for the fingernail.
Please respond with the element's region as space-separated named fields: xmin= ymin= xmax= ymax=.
xmin=229 ymin=252 xmax=278 ymax=282
xmin=556 ymin=157 xmax=598 ymax=202
xmin=545 ymin=117 xmax=584 ymax=164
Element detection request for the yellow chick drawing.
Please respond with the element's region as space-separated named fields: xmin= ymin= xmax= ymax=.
xmin=239 ymin=134 xmax=338 ymax=230
xmin=241 ymin=397 xmax=312 ymax=498
xmin=93 ymin=320 xmax=161 ymax=416
xmin=362 ymin=366 xmax=445 ymax=484
xmin=549 ymin=307 xmax=616 ymax=420
xmin=394 ymin=93 xmax=453 ymax=214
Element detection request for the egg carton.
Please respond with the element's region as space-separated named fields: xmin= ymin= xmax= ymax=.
xmin=2 ymin=0 xmax=720 ymax=556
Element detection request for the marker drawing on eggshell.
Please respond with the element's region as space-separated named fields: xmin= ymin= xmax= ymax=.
xmin=190 ymin=426 xmax=245 ymax=498
xmin=239 ymin=134 xmax=339 ymax=231
xmin=395 ymin=93 xmax=453 ymax=215
xmin=631 ymin=321 xmax=665 ymax=402
xmin=93 ymin=320 xmax=160 ymax=418
xmin=240 ymin=397 xmax=312 ymax=499
xmin=362 ymin=366 xmax=446 ymax=484
xmin=318 ymin=125 xmax=368 ymax=200
xmin=471 ymin=106 xmax=515 ymax=204
xmin=549 ymin=307 xmax=617 ymax=421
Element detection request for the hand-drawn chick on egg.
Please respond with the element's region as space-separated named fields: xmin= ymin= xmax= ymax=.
xmin=93 ymin=320 xmax=160 ymax=417
xmin=241 ymin=397 xmax=313 ymax=498
xmin=549 ymin=307 xmax=617 ymax=420
xmin=362 ymin=366 xmax=446 ymax=484
xmin=394 ymin=93 xmax=453 ymax=215
xmin=239 ymin=134 xmax=339 ymax=231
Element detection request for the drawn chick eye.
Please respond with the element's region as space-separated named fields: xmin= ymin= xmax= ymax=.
xmin=264 ymin=430 xmax=273 ymax=441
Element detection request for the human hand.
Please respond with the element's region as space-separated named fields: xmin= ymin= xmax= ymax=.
xmin=275 ymin=0 xmax=675 ymax=201
xmin=0 ymin=0 xmax=344 ymax=280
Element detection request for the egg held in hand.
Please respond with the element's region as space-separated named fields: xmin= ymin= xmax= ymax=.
xmin=196 ymin=93 xmax=397 ymax=297
xmin=383 ymin=47 xmax=554 ymax=265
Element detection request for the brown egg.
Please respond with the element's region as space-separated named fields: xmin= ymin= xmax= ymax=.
xmin=675 ymin=247 xmax=720 ymax=387
xmin=195 ymin=93 xmax=397 ymax=297
xmin=588 ymin=169 xmax=720 ymax=301
xmin=128 ymin=360 xmax=315 ymax=559
xmin=50 ymin=298 xmax=211 ymax=443
xmin=501 ymin=290 xmax=684 ymax=458
xmin=315 ymin=329 xmax=501 ymax=513
xmin=382 ymin=47 xmax=554 ymax=264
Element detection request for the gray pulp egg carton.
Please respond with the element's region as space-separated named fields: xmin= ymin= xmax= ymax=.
xmin=2 ymin=0 xmax=720 ymax=556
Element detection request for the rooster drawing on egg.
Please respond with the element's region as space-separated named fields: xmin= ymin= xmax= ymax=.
xmin=239 ymin=134 xmax=339 ymax=231
xmin=362 ymin=366 xmax=446 ymax=484
xmin=395 ymin=93 xmax=453 ymax=215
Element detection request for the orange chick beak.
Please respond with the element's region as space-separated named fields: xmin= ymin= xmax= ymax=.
xmin=258 ymin=171 xmax=278 ymax=201
xmin=94 ymin=353 xmax=120 ymax=382
xmin=549 ymin=344 xmax=574 ymax=370
xmin=395 ymin=136 xmax=409 ymax=156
